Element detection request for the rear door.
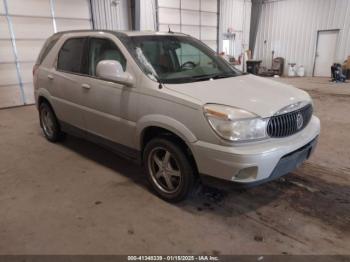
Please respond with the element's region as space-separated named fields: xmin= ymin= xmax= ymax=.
xmin=50 ymin=37 xmax=89 ymax=130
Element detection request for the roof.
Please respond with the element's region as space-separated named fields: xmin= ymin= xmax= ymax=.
xmin=53 ymin=30 xmax=188 ymax=38
xmin=120 ymin=31 xmax=186 ymax=36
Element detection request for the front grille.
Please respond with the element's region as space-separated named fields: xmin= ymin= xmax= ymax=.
xmin=267 ymin=104 xmax=313 ymax=138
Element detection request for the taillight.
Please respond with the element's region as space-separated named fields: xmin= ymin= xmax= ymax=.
xmin=33 ymin=64 xmax=39 ymax=76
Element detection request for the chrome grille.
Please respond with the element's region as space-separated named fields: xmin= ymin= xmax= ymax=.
xmin=267 ymin=104 xmax=313 ymax=138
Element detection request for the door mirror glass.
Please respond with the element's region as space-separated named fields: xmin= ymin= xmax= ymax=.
xmin=96 ymin=60 xmax=134 ymax=86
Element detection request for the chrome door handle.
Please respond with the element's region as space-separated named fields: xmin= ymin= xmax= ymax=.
xmin=81 ymin=83 xmax=91 ymax=90
xmin=48 ymin=74 xmax=54 ymax=80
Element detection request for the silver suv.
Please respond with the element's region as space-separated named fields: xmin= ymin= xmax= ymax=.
xmin=34 ymin=30 xmax=320 ymax=202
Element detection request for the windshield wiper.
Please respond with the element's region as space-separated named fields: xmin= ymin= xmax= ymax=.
xmin=161 ymin=73 xmax=236 ymax=84
xmin=189 ymin=73 xmax=234 ymax=82
xmin=212 ymin=73 xmax=235 ymax=79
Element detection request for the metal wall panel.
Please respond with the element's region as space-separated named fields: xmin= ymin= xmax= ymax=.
xmin=8 ymin=0 xmax=51 ymax=16
xmin=219 ymin=0 xmax=251 ymax=71
xmin=182 ymin=0 xmax=200 ymax=10
xmin=219 ymin=0 xmax=251 ymax=49
xmin=201 ymin=0 xmax=218 ymax=12
xmin=158 ymin=0 xmax=179 ymax=8
xmin=0 ymin=1 xmax=4 ymax=14
xmin=91 ymin=0 xmax=129 ymax=30
xmin=254 ymin=0 xmax=350 ymax=76
xmin=12 ymin=17 xmax=54 ymax=39
xmin=54 ymin=0 xmax=90 ymax=19
xmin=140 ymin=0 xmax=157 ymax=30
xmin=158 ymin=7 xmax=180 ymax=24
xmin=157 ymin=0 xmax=219 ymax=51
xmin=0 ymin=0 xmax=92 ymax=108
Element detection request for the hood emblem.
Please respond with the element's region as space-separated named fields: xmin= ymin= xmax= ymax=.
xmin=296 ymin=113 xmax=304 ymax=130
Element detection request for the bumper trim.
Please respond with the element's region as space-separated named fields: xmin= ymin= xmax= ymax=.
xmin=253 ymin=136 xmax=318 ymax=185
xmin=200 ymin=136 xmax=318 ymax=189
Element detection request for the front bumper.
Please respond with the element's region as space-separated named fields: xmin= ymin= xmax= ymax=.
xmin=190 ymin=116 xmax=320 ymax=184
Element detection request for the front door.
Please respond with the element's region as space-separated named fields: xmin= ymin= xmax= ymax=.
xmin=81 ymin=37 xmax=137 ymax=150
xmin=314 ymin=30 xmax=339 ymax=77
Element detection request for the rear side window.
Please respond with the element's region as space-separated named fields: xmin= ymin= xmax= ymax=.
xmin=36 ymin=34 xmax=61 ymax=65
xmin=57 ymin=38 xmax=87 ymax=74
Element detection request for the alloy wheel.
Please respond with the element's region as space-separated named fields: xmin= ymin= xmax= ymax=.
xmin=41 ymin=107 xmax=55 ymax=138
xmin=148 ymin=147 xmax=182 ymax=194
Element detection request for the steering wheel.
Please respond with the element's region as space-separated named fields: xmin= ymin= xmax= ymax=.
xmin=181 ymin=61 xmax=196 ymax=70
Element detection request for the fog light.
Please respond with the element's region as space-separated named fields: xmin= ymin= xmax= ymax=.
xmin=233 ymin=166 xmax=258 ymax=181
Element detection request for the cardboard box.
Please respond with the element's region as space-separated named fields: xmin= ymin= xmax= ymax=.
xmin=346 ymin=56 xmax=350 ymax=69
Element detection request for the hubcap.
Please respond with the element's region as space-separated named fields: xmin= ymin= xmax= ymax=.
xmin=148 ymin=147 xmax=182 ymax=194
xmin=41 ymin=107 xmax=55 ymax=138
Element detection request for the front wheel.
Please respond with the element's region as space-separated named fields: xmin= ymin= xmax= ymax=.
xmin=143 ymin=138 xmax=196 ymax=202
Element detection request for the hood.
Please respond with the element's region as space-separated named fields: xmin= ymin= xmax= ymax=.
xmin=164 ymin=74 xmax=311 ymax=118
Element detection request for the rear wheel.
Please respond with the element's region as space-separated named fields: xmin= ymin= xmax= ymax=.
xmin=39 ymin=102 xmax=64 ymax=142
xmin=143 ymin=138 xmax=196 ymax=202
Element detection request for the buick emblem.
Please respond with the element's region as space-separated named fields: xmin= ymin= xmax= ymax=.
xmin=296 ymin=113 xmax=304 ymax=130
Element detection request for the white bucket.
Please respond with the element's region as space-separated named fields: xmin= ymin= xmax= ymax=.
xmin=297 ymin=66 xmax=305 ymax=77
xmin=288 ymin=64 xmax=296 ymax=77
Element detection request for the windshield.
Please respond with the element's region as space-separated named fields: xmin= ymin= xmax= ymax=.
xmin=122 ymin=35 xmax=242 ymax=84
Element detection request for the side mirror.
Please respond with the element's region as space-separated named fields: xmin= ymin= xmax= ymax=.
xmin=96 ymin=60 xmax=134 ymax=87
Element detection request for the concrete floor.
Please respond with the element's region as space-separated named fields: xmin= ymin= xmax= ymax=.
xmin=0 ymin=77 xmax=349 ymax=255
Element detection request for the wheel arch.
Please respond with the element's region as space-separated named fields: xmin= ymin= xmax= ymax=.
xmin=137 ymin=115 xmax=197 ymax=149
xmin=36 ymin=88 xmax=53 ymax=109
xmin=38 ymin=95 xmax=51 ymax=107
xmin=137 ymin=115 xmax=199 ymax=173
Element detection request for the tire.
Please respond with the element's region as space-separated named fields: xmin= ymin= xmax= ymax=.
xmin=39 ymin=102 xmax=64 ymax=142
xmin=143 ymin=137 xmax=196 ymax=202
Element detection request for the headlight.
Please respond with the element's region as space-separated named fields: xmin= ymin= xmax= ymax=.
xmin=203 ymin=104 xmax=269 ymax=142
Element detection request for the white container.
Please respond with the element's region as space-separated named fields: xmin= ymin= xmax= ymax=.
xmin=288 ymin=64 xmax=296 ymax=77
xmin=297 ymin=65 xmax=305 ymax=77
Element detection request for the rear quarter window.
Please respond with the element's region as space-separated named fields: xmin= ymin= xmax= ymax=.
xmin=36 ymin=34 xmax=61 ymax=65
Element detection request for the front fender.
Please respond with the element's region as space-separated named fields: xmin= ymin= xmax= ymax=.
xmin=136 ymin=114 xmax=198 ymax=149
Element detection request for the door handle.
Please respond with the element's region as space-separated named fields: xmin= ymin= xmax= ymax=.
xmin=81 ymin=83 xmax=91 ymax=90
xmin=47 ymin=74 xmax=54 ymax=80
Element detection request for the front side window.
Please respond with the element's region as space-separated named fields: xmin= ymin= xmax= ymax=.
xmin=88 ymin=38 xmax=126 ymax=76
xmin=122 ymin=35 xmax=241 ymax=84
xmin=57 ymin=38 xmax=87 ymax=74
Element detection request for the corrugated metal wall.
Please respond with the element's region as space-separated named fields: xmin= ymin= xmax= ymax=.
xmin=254 ymin=0 xmax=350 ymax=76
xmin=219 ymin=0 xmax=251 ymax=71
xmin=140 ymin=0 xmax=157 ymax=30
xmin=219 ymin=0 xmax=251 ymax=52
xmin=91 ymin=0 xmax=130 ymax=30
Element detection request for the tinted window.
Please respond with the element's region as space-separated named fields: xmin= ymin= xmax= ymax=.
xmin=36 ymin=34 xmax=61 ymax=65
xmin=57 ymin=38 xmax=87 ymax=74
xmin=88 ymin=38 xmax=126 ymax=76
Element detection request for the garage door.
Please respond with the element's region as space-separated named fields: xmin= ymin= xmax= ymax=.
xmin=0 ymin=0 xmax=92 ymax=108
xmin=157 ymin=0 xmax=218 ymax=51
